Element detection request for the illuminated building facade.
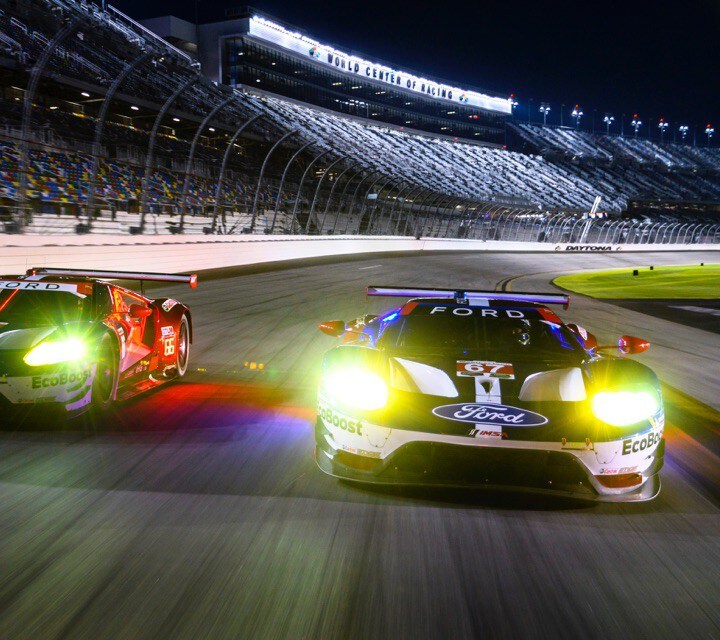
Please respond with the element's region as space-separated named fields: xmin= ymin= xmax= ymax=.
xmin=142 ymin=9 xmax=511 ymax=145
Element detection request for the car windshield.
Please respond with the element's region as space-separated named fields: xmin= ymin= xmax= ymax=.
xmin=0 ymin=289 xmax=91 ymax=325
xmin=383 ymin=306 xmax=583 ymax=359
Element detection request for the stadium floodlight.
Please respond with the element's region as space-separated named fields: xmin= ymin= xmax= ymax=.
xmin=658 ymin=118 xmax=669 ymax=143
xmin=571 ymin=104 xmax=583 ymax=129
xmin=705 ymin=124 xmax=714 ymax=145
xmin=539 ymin=102 xmax=551 ymax=125
xmin=631 ymin=113 xmax=642 ymax=137
xmin=603 ymin=113 xmax=615 ymax=134
xmin=130 ymin=105 xmax=139 ymax=111
xmin=81 ymin=91 xmax=90 ymax=98
xmin=678 ymin=124 xmax=689 ymax=143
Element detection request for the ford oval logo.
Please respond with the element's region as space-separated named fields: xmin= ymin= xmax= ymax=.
xmin=432 ymin=403 xmax=548 ymax=427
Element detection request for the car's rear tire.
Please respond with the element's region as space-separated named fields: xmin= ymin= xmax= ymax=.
xmin=91 ymin=336 xmax=117 ymax=412
xmin=175 ymin=315 xmax=190 ymax=378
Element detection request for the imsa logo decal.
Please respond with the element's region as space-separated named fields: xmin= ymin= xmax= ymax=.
xmin=432 ymin=403 xmax=548 ymax=427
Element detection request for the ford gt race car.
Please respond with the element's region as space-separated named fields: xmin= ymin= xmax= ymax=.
xmin=315 ymin=286 xmax=665 ymax=502
xmin=0 ymin=267 xmax=196 ymax=420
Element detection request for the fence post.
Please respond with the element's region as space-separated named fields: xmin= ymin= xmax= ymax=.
xmin=178 ymin=95 xmax=236 ymax=230
xmin=269 ymin=141 xmax=314 ymax=234
xmin=86 ymin=51 xmax=152 ymax=228
xmin=138 ymin=75 xmax=197 ymax=232
xmin=209 ymin=113 xmax=264 ymax=233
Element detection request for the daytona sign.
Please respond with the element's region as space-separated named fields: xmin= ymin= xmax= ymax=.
xmin=554 ymin=245 xmax=622 ymax=252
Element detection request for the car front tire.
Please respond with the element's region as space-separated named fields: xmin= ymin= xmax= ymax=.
xmin=91 ymin=335 xmax=118 ymax=412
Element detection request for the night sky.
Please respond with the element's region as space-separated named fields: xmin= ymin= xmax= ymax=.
xmin=113 ymin=0 xmax=720 ymax=140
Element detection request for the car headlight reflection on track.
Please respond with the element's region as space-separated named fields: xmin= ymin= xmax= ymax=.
xmin=24 ymin=338 xmax=87 ymax=367
xmin=591 ymin=389 xmax=660 ymax=427
xmin=324 ymin=368 xmax=389 ymax=411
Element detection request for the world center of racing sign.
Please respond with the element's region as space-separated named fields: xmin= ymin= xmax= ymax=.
xmin=247 ymin=16 xmax=512 ymax=115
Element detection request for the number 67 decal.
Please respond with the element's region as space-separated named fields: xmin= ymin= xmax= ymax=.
xmin=456 ymin=360 xmax=515 ymax=379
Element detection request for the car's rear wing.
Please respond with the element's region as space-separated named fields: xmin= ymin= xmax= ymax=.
xmin=366 ymin=286 xmax=569 ymax=308
xmin=27 ymin=268 xmax=198 ymax=288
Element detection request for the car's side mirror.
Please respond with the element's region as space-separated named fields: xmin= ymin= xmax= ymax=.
xmin=129 ymin=304 xmax=153 ymax=319
xmin=618 ymin=335 xmax=650 ymax=354
xmin=567 ymin=323 xmax=598 ymax=351
xmin=583 ymin=332 xmax=598 ymax=351
xmin=318 ymin=320 xmax=346 ymax=337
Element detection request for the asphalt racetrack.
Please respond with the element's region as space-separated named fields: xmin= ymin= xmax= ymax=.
xmin=1 ymin=250 xmax=719 ymax=640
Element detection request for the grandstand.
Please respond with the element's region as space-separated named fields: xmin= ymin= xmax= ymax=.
xmin=0 ymin=0 xmax=718 ymax=242
xmin=510 ymin=123 xmax=720 ymax=199
xmin=142 ymin=10 xmax=511 ymax=145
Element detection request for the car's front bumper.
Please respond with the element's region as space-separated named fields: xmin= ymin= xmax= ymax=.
xmin=315 ymin=403 xmax=665 ymax=502
xmin=0 ymin=365 xmax=94 ymax=418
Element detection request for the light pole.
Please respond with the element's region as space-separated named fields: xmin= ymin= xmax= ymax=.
xmin=631 ymin=114 xmax=642 ymax=138
xmin=571 ymin=104 xmax=583 ymax=129
xmin=705 ymin=124 xmax=715 ymax=146
xmin=603 ymin=113 xmax=614 ymax=135
xmin=658 ymin=118 xmax=669 ymax=144
xmin=678 ymin=125 xmax=689 ymax=144
xmin=539 ymin=102 xmax=550 ymax=126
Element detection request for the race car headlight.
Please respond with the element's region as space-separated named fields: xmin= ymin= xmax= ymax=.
xmin=591 ymin=389 xmax=661 ymax=427
xmin=23 ymin=338 xmax=87 ymax=367
xmin=324 ymin=368 xmax=389 ymax=411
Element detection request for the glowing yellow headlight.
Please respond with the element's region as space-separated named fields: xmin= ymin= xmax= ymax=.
xmin=591 ymin=390 xmax=660 ymax=427
xmin=324 ymin=368 xmax=389 ymax=411
xmin=24 ymin=338 xmax=87 ymax=367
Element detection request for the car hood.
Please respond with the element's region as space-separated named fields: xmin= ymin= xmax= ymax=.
xmin=388 ymin=351 xmax=585 ymax=402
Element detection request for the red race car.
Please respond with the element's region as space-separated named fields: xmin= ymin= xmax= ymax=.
xmin=0 ymin=267 xmax=196 ymax=418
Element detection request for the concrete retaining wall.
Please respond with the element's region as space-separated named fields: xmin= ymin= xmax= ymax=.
xmin=2 ymin=235 xmax=718 ymax=275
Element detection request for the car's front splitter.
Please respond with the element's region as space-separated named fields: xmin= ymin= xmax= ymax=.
xmin=315 ymin=399 xmax=665 ymax=502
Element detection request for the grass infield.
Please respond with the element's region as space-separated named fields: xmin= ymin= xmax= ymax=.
xmin=553 ymin=263 xmax=720 ymax=299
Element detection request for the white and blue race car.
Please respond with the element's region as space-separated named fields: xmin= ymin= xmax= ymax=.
xmin=315 ymin=286 xmax=664 ymax=502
